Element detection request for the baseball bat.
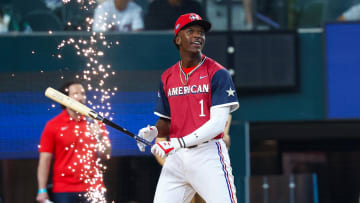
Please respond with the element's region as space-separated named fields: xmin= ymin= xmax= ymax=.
xmin=45 ymin=87 xmax=152 ymax=146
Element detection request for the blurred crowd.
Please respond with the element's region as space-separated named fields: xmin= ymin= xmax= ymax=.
xmin=0 ymin=0 xmax=360 ymax=34
xmin=0 ymin=0 xmax=252 ymax=33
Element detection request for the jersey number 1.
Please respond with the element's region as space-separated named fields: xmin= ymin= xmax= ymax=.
xmin=199 ymin=99 xmax=206 ymax=117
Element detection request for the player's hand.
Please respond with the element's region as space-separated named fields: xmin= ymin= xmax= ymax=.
xmin=137 ymin=125 xmax=158 ymax=152
xmin=151 ymin=138 xmax=181 ymax=158
xmin=36 ymin=192 xmax=49 ymax=203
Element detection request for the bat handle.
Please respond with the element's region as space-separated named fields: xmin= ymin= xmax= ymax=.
xmin=135 ymin=136 xmax=152 ymax=146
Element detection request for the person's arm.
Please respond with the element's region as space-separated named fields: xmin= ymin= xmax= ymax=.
xmin=181 ymin=106 xmax=230 ymax=147
xmin=151 ymin=106 xmax=230 ymax=158
xmin=243 ymin=0 xmax=253 ymax=27
xmin=155 ymin=117 xmax=170 ymax=138
xmin=36 ymin=152 xmax=52 ymax=203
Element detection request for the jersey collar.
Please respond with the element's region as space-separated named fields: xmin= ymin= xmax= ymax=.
xmin=178 ymin=56 xmax=207 ymax=85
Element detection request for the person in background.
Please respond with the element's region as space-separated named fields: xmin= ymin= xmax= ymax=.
xmin=92 ymin=0 xmax=144 ymax=32
xmin=145 ymin=0 xmax=205 ymax=30
xmin=337 ymin=3 xmax=360 ymax=21
xmin=36 ymin=81 xmax=111 ymax=203
xmin=0 ymin=7 xmax=10 ymax=33
xmin=206 ymin=0 xmax=253 ymax=31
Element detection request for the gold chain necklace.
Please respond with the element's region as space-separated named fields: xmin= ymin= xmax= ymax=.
xmin=179 ymin=65 xmax=188 ymax=85
xmin=179 ymin=57 xmax=205 ymax=86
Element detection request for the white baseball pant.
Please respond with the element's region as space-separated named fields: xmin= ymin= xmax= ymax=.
xmin=154 ymin=139 xmax=237 ymax=203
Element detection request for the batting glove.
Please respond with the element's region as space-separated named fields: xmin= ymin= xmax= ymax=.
xmin=151 ymin=138 xmax=181 ymax=158
xmin=137 ymin=125 xmax=158 ymax=152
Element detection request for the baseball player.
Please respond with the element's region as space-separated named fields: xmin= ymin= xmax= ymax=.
xmin=137 ymin=13 xmax=239 ymax=203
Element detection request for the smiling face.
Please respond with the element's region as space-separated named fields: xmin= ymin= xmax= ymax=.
xmin=175 ymin=24 xmax=206 ymax=53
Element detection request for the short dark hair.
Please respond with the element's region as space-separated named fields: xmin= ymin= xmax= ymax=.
xmin=58 ymin=80 xmax=85 ymax=109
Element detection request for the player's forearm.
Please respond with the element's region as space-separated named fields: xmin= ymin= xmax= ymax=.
xmin=155 ymin=118 xmax=171 ymax=138
xmin=182 ymin=106 xmax=230 ymax=147
xmin=37 ymin=153 xmax=52 ymax=189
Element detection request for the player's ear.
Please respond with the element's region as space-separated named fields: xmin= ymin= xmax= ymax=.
xmin=175 ymin=35 xmax=181 ymax=46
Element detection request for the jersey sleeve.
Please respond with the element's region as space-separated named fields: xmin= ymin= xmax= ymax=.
xmin=39 ymin=122 xmax=56 ymax=153
xmin=154 ymin=81 xmax=171 ymax=119
xmin=211 ymin=69 xmax=239 ymax=112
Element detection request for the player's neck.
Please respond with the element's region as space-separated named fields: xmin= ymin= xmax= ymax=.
xmin=66 ymin=108 xmax=81 ymax=121
xmin=180 ymin=52 xmax=203 ymax=68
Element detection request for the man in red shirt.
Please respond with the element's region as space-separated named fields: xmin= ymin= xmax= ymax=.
xmin=36 ymin=81 xmax=111 ymax=203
